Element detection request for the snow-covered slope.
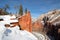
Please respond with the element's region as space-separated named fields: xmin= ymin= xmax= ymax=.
xmin=0 ymin=25 xmax=38 ymax=40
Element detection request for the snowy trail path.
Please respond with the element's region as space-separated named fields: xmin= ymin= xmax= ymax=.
xmin=32 ymin=32 xmax=50 ymax=40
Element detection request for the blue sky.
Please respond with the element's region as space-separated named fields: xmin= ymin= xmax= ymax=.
xmin=0 ymin=0 xmax=60 ymax=18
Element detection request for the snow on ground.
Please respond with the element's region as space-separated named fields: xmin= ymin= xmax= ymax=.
xmin=0 ymin=25 xmax=38 ymax=40
xmin=0 ymin=21 xmax=6 ymax=40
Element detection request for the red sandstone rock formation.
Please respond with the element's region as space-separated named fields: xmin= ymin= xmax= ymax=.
xmin=32 ymin=20 xmax=44 ymax=32
xmin=18 ymin=11 xmax=32 ymax=32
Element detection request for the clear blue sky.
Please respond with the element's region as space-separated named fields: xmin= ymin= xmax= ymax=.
xmin=0 ymin=0 xmax=60 ymax=18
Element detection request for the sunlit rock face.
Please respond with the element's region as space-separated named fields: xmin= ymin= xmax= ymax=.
xmin=37 ymin=10 xmax=60 ymax=21
xmin=18 ymin=11 xmax=32 ymax=32
xmin=46 ymin=10 xmax=60 ymax=25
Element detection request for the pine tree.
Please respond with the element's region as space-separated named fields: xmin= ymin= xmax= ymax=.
xmin=3 ymin=4 xmax=10 ymax=15
xmin=19 ymin=4 xmax=23 ymax=16
xmin=25 ymin=8 xmax=27 ymax=14
xmin=3 ymin=4 xmax=10 ymax=12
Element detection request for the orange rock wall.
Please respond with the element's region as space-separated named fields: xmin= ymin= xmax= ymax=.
xmin=32 ymin=21 xmax=44 ymax=32
xmin=18 ymin=12 xmax=32 ymax=32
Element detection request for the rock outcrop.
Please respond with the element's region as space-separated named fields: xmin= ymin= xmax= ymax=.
xmin=18 ymin=11 xmax=32 ymax=32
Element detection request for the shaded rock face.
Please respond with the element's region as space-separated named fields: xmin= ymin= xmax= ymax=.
xmin=18 ymin=11 xmax=32 ymax=32
xmin=32 ymin=20 xmax=44 ymax=32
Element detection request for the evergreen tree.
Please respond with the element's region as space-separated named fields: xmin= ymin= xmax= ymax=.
xmin=0 ymin=4 xmax=10 ymax=15
xmin=19 ymin=4 xmax=23 ymax=16
xmin=3 ymin=4 xmax=10 ymax=15
xmin=25 ymin=8 xmax=27 ymax=14
xmin=0 ymin=8 xmax=3 ymax=15
xmin=3 ymin=4 xmax=10 ymax=12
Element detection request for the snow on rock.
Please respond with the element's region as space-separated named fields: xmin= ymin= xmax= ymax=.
xmin=0 ymin=15 xmax=16 ymax=21
xmin=0 ymin=15 xmax=10 ymax=20
xmin=10 ymin=15 xmax=16 ymax=19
